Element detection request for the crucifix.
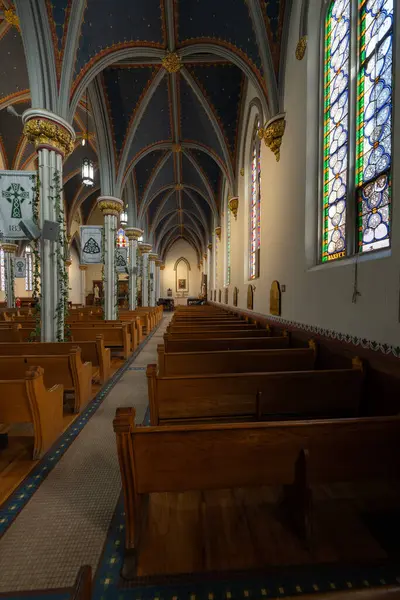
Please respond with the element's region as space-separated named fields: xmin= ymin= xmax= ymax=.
xmin=2 ymin=183 xmax=29 ymax=219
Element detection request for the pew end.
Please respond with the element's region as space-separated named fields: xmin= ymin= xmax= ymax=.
xmin=113 ymin=407 xmax=148 ymax=576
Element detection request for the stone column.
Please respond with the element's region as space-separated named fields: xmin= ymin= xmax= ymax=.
xmin=139 ymin=243 xmax=152 ymax=307
xmin=98 ymin=197 xmax=123 ymax=320
xmin=2 ymin=243 xmax=17 ymax=308
xmin=79 ymin=265 xmax=87 ymax=306
xmin=125 ymin=227 xmax=143 ymax=311
xmin=207 ymin=243 xmax=212 ymax=295
xmin=23 ymin=109 xmax=75 ymax=341
xmin=155 ymin=259 xmax=161 ymax=301
xmin=160 ymin=263 xmax=165 ymax=298
xmin=148 ymin=253 xmax=158 ymax=307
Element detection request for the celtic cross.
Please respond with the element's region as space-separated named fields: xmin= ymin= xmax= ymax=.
xmin=2 ymin=183 xmax=29 ymax=219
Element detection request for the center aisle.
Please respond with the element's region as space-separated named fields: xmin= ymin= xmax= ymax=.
xmin=0 ymin=313 xmax=172 ymax=592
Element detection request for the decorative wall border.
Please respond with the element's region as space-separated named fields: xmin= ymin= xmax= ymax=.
xmin=0 ymin=322 xmax=161 ymax=538
xmin=210 ymin=302 xmax=400 ymax=359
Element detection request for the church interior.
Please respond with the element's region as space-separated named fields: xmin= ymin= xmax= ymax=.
xmin=0 ymin=0 xmax=399 ymax=598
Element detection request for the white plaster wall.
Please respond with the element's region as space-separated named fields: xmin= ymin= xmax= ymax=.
xmin=216 ymin=1 xmax=400 ymax=346
xmin=162 ymin=239 xmax=201 ymax=298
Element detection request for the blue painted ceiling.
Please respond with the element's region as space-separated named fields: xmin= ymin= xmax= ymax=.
xmin=102 ymin=66 xmax=157 ymax=156
xmin=134 ymin=149 xmax=167 ymax=202
xmin=176 ymin=0 xmax=262 ymax=73
xmin=0 ymin=28 xmax=29 ymax=102
xmin=75 ymin=0 xmax=165 ymax=76
xmin=0 ymin=101 xmax=30 ymax=169
xmin=186 ymin=63 xmax=244 ymax=158
xmin=46 ymin=0 xmax=71 ymax=52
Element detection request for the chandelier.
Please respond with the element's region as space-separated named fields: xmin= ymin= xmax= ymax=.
xmin=81 ymin=88 xmax=94 ymax=186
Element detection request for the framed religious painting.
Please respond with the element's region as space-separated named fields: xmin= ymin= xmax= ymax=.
xmin=178 ymin=278 xmax=186 ymax=290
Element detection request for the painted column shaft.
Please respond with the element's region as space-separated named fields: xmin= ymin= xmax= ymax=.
xmin=79 ymin=266 xmax=87 ymax=306
xmin=142 ymin=253 xmax=149 ymax=307
xmin=3 ymin=245 xmax=17 ymax=308
xmin=23 ymin=110 xmax=75 ymax=342
xmin=128 ymin=238 xmax=138 ymax=310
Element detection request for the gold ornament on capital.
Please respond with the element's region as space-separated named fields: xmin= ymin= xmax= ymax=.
xmin=261 ymin=117 xmax=286 ymax=162
xmin=98 ymin=200 xmax=123 ymax=217
xmin=228 ymin=196 xmax=239 ymax=220
xmin=162 ymin=52 xmax=182 ymax=73
xmin=24 ymin=118 xmax=74 ymax=157
xmin=1 ymin=243 xmax=18 ymax=254
xmin=295 ymin=36 xmax=307 ymax=61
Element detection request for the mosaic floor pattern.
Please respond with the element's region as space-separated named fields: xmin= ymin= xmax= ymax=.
xmin=0 ymin=315 xmax=171 ymax=593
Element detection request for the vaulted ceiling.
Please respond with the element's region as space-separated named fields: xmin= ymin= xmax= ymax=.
xmin=1 ymin=0 xmax=292 ymax=262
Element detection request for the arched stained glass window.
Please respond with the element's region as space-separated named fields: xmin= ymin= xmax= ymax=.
xmin=322 ymin=0 xmax=394 ymax=261
xmin=0 ymin=249 xmax=4 ymax=292
xmin=116 ymin=228 xmax=128 ymax=248
xmin=357 ymin=0 xmax=393 ymax=253
xmin=323 ymin=0 xmax=350 ymax=262
xmin=25 ymin=246 xmax=33 ymax=292
xmin=249 ymin=120 xmax=261 ymax=279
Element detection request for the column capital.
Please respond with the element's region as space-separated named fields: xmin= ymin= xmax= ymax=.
xmin=148 ymin=253 xmax=158 ymax=262
xmin=66 ymin=259 xmax=72 ymax=267
xmin=138 ymin=242 xmax=152 ymax=255
xmin=160 ymin=264 xmax=166 ymax=271
xmin=155 ymin=258 xmax=162 ymax=267
xmin=207 ymin=243 xmax=212 ymax=250
xmin=215 ymin=226 xmax=221 ymax=241
xmin=203 ymin=253 xmax=207 ymax=260
xmin=79 ymin=265 xmax=88 ymax=271
xmin=98 ymin=196 xmax=124 ymax=217
xmin=22 ymin=109 xmax=75 ymax=157
xmin=1 ymin=243 xmax=18 ymax=254
xmin=125 ymin=227 xmax=144 ymax=241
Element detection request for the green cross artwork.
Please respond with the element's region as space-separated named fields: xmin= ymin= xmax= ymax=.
xmin=2 ymin=183 xmax=29 ymax=219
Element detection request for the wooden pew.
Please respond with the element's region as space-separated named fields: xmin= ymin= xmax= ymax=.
xmin=167 ymin=323 xmax=259 ymax=333
xmin=157 ymin=343 xmax=316 ymax=376
xmin=0 ymin=565 xmax=92 ymax=599
xmin=0 ymin=348 xmax=92 ymax=413
xmin=113 ymin=408 xmax=400 ymax=573
xmin=146 ymin=359 xmax=364 ymax=424
xmin=164 ymin=334 xmax=290 ymax=353
xmin=0 ymin=336 xmax=111 ymax=384
xmin=70 ymin=320 xmax=138 ymax=353
xmin=0 ymin=324 xmax=24 ymax=342
xmin=164 ymin=329 xmax=271 ymax=341
xmin=0 ymin=366 xmax=63 ymax=459
xmin=70 ymin=323 xmax=131 ymax=359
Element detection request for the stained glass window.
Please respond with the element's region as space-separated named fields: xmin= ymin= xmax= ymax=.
xmin=226 ymin=206 xmax=231 ymax=286
xmin=357 ymin=0 xmax=393 ymax=253
xmin=322 ymin=0 xmax=394 ymax=261
xmin=25 ymin=246 xmax=33 ymax=292
xmin=249 ymin=121 xmax=261 ymax=279
xmin=116 ymin=228 xmax=128 ymax=248
xmin=0 ymin=249 xmax=4 ymax=292
xmin=322 ymin=0 xmax=350 ymax=262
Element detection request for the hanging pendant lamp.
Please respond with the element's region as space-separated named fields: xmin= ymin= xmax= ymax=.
xmin=81 ymin=88 xmax=94 ymax=186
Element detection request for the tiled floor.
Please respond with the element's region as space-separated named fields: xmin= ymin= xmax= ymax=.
xmin=0 ymin=315 xmax=171 ymax=592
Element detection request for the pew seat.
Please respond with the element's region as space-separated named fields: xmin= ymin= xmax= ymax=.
xmin=147 ymin=359 xmax=364 ymax=424
xmin=0 ymin=366 xmax=63 ymax=459
xmin=114 ymin=408 xmax=400 ymax=575
xmin=0 ymin=336 xmax=111 ymax=384
xmin=0 ymin=349 xmax=92 ymax=413
xmin=0 ymin=565 xmax=92 ymax=599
